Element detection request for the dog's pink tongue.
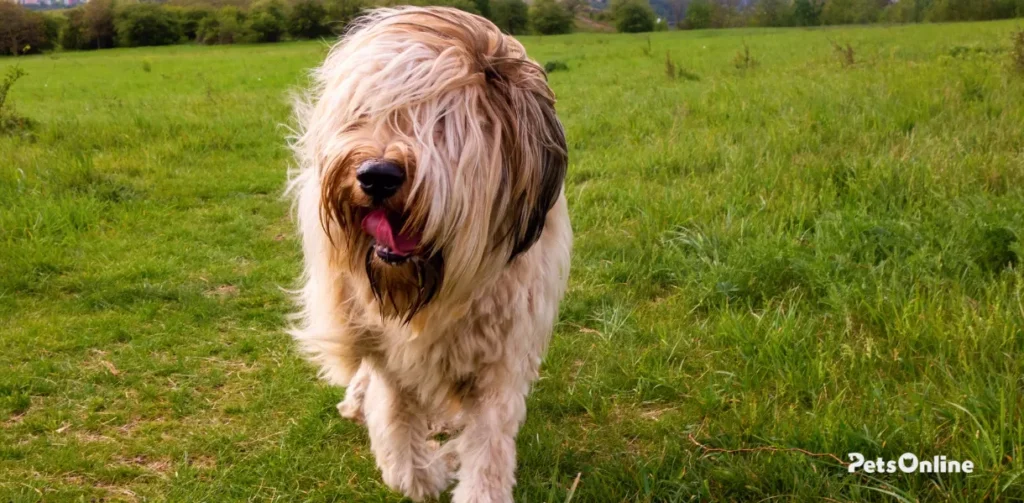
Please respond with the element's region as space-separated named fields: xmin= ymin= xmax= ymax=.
xmin=361 ymin=209 xmax=420 ymax=256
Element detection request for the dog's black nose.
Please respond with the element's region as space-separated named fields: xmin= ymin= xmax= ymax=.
xmin=356 ymin=160 xmax=404 ymax=199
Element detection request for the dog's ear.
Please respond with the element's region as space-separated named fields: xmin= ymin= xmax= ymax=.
xmin=486 ymin=61 xmax=568 ymax=262
xmin=509 ymin=102 xmax=566 ymax=260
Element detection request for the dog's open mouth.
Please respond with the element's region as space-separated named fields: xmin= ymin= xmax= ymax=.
xmin=361 ymin=208 xmax=422 ymax=264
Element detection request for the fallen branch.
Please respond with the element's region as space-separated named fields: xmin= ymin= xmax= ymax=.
xmin=687 ymin=433 xmax=849 ymax=467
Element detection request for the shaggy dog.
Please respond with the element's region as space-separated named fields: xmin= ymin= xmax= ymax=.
xmin=287 ymin=7 xmax=571 ymax=502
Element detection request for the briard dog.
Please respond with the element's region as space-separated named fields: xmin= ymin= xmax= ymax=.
xmin=287 ymin=7 xmax=571 ymax=502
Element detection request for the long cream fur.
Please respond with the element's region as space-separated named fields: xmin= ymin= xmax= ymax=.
xmin=287 ymin=7 xmax=571 ymax=502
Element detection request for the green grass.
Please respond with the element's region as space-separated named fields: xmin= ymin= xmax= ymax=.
xmin=2 ymin=20 xmax=1024 ymax=502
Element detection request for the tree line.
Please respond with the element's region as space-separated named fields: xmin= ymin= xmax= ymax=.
xmin=0 ymin=0 xmax=573 ymax=55
xmin=594 ymin=0 xmax=1024 ymax=34
xmin=650 ymin=0 xmax=1024 ymax=31
xmin=1 ymin=0 xmax=1022 ymax=56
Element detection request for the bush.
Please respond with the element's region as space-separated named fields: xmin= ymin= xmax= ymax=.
xmin=83 ymin=0 xmax=116 ymax=49
xmin=684 ymin=0 xmax=713 ymax=29
xmin=792 ymin=0 xmax=822 ymax=25
xmin=820 ymin=0 xmax=879 ymax=25
xmin=490 ymin=0 xmax=528 ymax=34
xmin=760 ymin=0 xmax=794 ymax=26
xmin=176 ymin=6 xmax=214 ymax=41
xmin=196 ymin=15 xmax=220 ymax=44
xmin=324 ymin=0 xmax=365 ymax=34
xmin=115 ymin=4 xmax=182 ymax=47
xmin=0 ymin=2 xmax=49 ymax=56
xmin=475 ymin=0 xmax=491 ymax=17
xmin=60 ymin=8 xmax=89 ymax=50
xmin=408 ymin=0 xmax=480 ymax=14
xmin=610 ymin=0 xmax=656 ymax=33
xmin=288 ymin=0 xmax=331 ymax=39
xmin=198 ymin=6 xmax=250 ymax=44
xmin=925 ymin=0 xmax=984 ymax=21
xmin=60 ymin=2 xmax=111 ymax=49
xmin=41 ymin=12 xmax=63 ymax=51
xmin=249 ymin=0 xmax=287 ymax=43
xmin=529 ymin=0 xmax=573 ymax=34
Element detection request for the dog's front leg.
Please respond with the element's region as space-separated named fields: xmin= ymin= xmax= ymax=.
xmin=336 ymin=359 xmax=370 ymax=423
xmin=451 ymin=385 xmax=527 ymax=503
xmin=364 ymin=369 xmax=450 ymax=501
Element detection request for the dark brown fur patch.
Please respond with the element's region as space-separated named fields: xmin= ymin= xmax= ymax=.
xmin=483 ymin=59 xmax=568 ymax=261
xmin=365 ymin=248 xmax=444 ymax=322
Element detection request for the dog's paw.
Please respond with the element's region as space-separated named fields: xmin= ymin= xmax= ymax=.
xmin=336 ymin=398 xmax=364 ymax=423
xmin=379 ymin=456 xmax=451 ymax=502
xmin=450 ymin=483 xmax=512 ymax=503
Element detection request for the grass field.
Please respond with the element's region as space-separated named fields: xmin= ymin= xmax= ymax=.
xmin=3 ymin=19 xmax=1024 ymax=502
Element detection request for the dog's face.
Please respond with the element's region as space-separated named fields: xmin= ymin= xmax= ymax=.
xmin=298 ymin=7 xmax=567 ymax=320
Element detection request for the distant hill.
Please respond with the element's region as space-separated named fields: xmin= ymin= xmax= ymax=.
xmin=574 ymin=13 xmax=615 ymax=32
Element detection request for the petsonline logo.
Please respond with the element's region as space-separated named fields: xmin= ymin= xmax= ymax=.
xmin=847 ymin=453 xmax=975 ymax=474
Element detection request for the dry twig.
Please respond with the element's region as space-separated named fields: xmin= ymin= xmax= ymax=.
xmin=687 ymin=433 xmax=849 ymax=467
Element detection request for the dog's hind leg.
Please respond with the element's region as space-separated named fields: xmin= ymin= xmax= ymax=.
xmin=364 ymin=368 xmax=451 ymax=501
xmin=336 ymin=359 xmax=370 ymax=423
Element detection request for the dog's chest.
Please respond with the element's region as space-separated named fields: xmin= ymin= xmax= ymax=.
xmin=371 ymin=290 xmax=526 ymax=408
xmin=404 ymin=322 xmax=498 ymax=390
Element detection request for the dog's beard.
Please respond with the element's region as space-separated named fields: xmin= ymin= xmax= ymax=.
xmin=364 ymin=246 xmax=444 ymax=322
xmin=324 ymin=200 xmax=444 ymax=322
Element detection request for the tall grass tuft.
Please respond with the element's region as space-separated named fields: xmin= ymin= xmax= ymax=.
xmin=665 ymin=52 xmax=700 ymax=81
xmin=0 ymin=66 xmax=33 ymax=135
xmin=830 ymin=39 xmax=856 ymax=67
xmin=1011 ymin=27 xmax=1024 ymax=73
xmin=733 ymin=41 xmax=758 ymax=70
xmin=544 ymin=60 xmax=569 ymax=73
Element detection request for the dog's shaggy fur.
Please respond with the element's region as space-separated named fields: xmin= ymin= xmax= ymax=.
xmin=287 ymin=7 xmax=571 ymax=502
